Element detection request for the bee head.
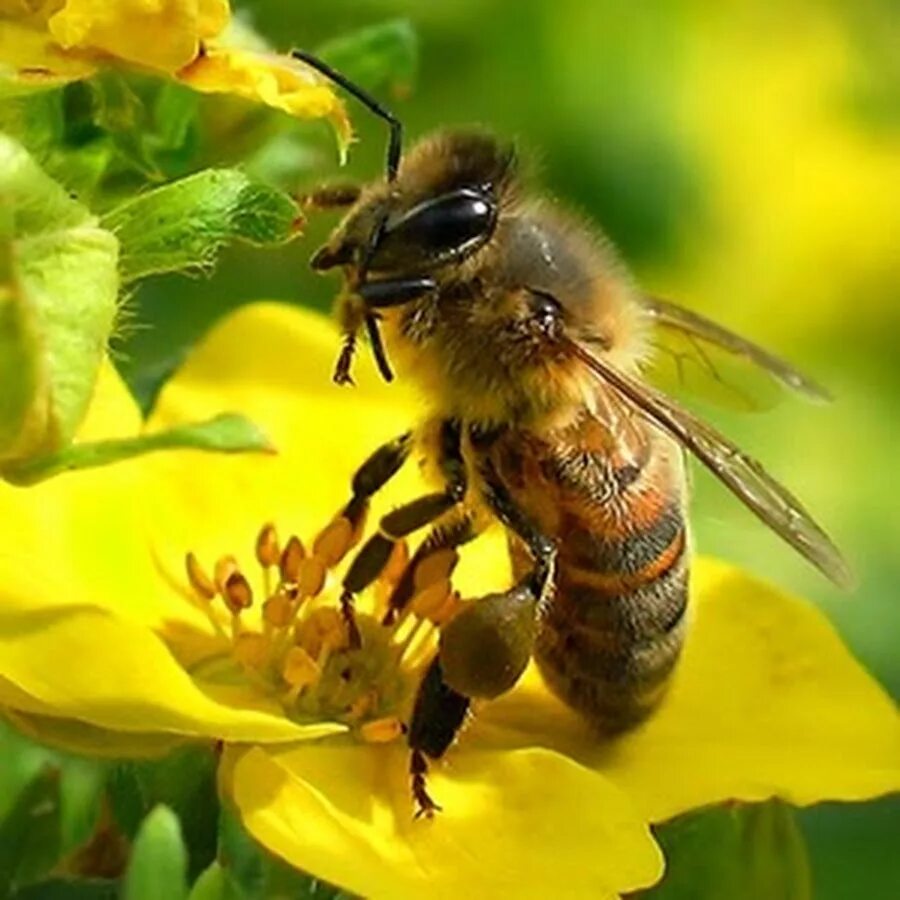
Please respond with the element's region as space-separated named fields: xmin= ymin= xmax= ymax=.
xmin=311 ymin=130 xmax=517 ymax=277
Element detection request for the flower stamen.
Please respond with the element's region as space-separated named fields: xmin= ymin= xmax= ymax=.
xmin=312 ymin=516 xmax=355 ymax=568
xmin=185 ymin=552 xmax=216 ymax=600
xmin=223 ymin=571 xmax=253 ymax=615
xmin=279 ymin=535 xmax=305 ymax=583
xmin=360 ymin=716 xmax=406 ymax=743
xmin=180 ymin=518 xmax=449 ymax=748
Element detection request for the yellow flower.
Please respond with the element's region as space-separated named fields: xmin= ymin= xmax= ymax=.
xmin=0 ymin=0 xmax=350 ymax=145
xmin=0 ymin=303 xmax=898 ymax=899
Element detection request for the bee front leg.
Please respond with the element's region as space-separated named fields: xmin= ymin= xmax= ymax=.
xmin=299 ymin=181 xmax=362 ymax=211
xmin=357 ymin=276 xmax=437 ymax=309
xmin=331 ymin=431 xmax=414 ymax=638
xmin=341 ymin=420 xmax=467 ymax=646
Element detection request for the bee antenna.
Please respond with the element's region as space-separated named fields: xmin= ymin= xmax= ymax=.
xmin=291 ymin=49 xmax=403 ymax=182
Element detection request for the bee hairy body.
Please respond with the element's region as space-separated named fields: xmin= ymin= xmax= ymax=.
xmin=308 ymin=125 xmax=845 ymax=813
xmin=353 ymin=134 xmax=690 ymax=731
xmin=493 ymin=419 xmax=688 ymax=733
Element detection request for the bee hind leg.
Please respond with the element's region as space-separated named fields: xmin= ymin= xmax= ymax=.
xmin=382 ymin=512 xmax=478 ymax=626
xmin=407 ymin=657 xmax=471 ymax=818
xmin=404 ymin=457 xmax=556 ymax=816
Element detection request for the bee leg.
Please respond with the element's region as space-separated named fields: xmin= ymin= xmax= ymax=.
xmin=300 ymin=181 xmax=362 ymax=211
xmin=341 ymin=420 xmax=467 ymax=646
xmin=357 ymin=276 xmax=437 ymax=309
xmin=408 ymin=657 xmax=470 ymax=818
xmin=479 ymin=456 xmax=557 ymax=609
xmin=333 ymin=431 xmax=414 ymax=642
xmin=429 ymin=456 xmax=555 ymax=703
xmin=404 ymin=459 xmax=556 ymax=817
xmin=382 ymin=513 xmax=478 ymax=625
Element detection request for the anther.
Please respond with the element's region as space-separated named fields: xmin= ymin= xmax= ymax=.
xmin=432 ymin=592 xmax=463 ymax=627
xmin=295 ymin=608 xmax=347 ymax=657
xmin=232 ymin=632 xmax=269 ymax=669
xmin=383 ymin=540 xmax=410 ymax=585
xmin=346 ymin=688 xmax=378 ymax=721
xmin=413 ymin=549 xmax=459 ymax=592
xmin=313 ymin=517 xmax=354 ymax=568
xmin=360 ymin=716 xmax=405 ymax=744
xmin=262 ymin=591 xmax=295 ymax=628
xmin=223 ymin=571 xmax=253 ymax=614
xmin=282 ymin=646 xmax=321 ymax=689
xmin=214 ymin=555 xmax=239 ymax=594
xmin=185 ymin=553 xmax=216 ymax=600
xmin=255 ymin=523 xmax=281 ymax=568
xmin=410 ymin=579 xmax=452 ymax=622
xmin=279 ymin=536 xmax=305 ymax=582
xmin=297 ymin=556 xmax=326 ymax=598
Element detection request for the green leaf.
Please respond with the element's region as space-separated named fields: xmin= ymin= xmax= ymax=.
xmin=123 ymin=806 xmax=188 ymax=900
xmin=316 ymin=19 xmax=418 ymax=98
xmin=101 ymin=169 xmax=301 ymax=283
xmin=147 ymin=83 xmax=200 ymax=177
xmin=0 ymin=720 xmax=107 ymax=893
xmin=0 ymin=91 xmax=64 ymax=167
xmin=11 ymin=877 xmax=118 ymax=899
xmin=3 ymin=413 xmax=274 ymax=485
xmin=738 ymin=803 xmax=812 ymax=900
xmin=89 ymin=73 xmax=163 ymax=181
xmin=0 ymin=764 xmax=61 ymax=894
xmin=640 ymin=802 xmax=812 ymax=900
xmin=0 ymin=132 xmax=119 ymax=465
xmin=57 ymin=761 xmax=107 ymax=856
xmin=216 ymin=807 xmax=348 ymax=900
xmin=107 ymin=746 xmax=220 ymax=882
xmin=217 ymin=808 xmax=265 ymax=900
xmin=188 ymin=863 xmax=246 ymax=900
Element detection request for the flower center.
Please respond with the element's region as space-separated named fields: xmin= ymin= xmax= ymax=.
xmin=181 ymin=517 xmax=462 ymax=744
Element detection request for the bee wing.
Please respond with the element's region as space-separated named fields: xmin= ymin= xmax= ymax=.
xmin=641 ymin=294 xmax=833 ymax=407
xmin=566 ymin=339 xmax=853 ymax=589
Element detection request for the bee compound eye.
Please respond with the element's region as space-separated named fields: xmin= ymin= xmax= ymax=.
xmin=438 ymin=586 xmax=537 ymax=699
xmin=369 ymin=188 xmax=498 ymax=270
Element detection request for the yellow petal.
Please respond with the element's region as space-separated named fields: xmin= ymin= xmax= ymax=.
xmin=47 ymin=0 xmax=228 ymax=73
xmin=145 ymin=302 xmax=510 ymax=603
xmin=196 ymin=0 xmax=229 ymax=40
xmin=0 ymin=20 xmax=96 ymax=87
xmin=225 ymin=742 xmax=663 ymax=900
xmin=177 ymin=48 xmax=351 ymax=150
xmin=477 ymin=558 xmax=900 ymax=822
xmin=0 ymin=562 xmax=342 ymax=743
xmin=78 ymin=357 xmax=143 ymax=440
xmin=4 ymin=707 xmax=190 ymax=758
xmin=0 ymin=361 xmax=185 ymax=628
xmin=144 ymin=303 xmax=422 ymax=582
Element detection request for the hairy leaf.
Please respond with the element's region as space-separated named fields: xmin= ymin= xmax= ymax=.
xmin=102 ymin=169 xmax=300 ymax=283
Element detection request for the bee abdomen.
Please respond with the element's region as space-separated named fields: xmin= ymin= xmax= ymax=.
xmin=534 ymin=506 xmax=689 ymax=734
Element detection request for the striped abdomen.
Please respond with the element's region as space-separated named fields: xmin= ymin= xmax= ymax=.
xmin=493 ymin=415 xmax=689 ymax=733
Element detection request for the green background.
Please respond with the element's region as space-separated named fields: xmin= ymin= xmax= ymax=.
xmin=115 ymin=1 xmax=898 ymax=897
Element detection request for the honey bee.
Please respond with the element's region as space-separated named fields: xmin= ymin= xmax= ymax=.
xmin=293 ymin=51 xmax=852 ymax=815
